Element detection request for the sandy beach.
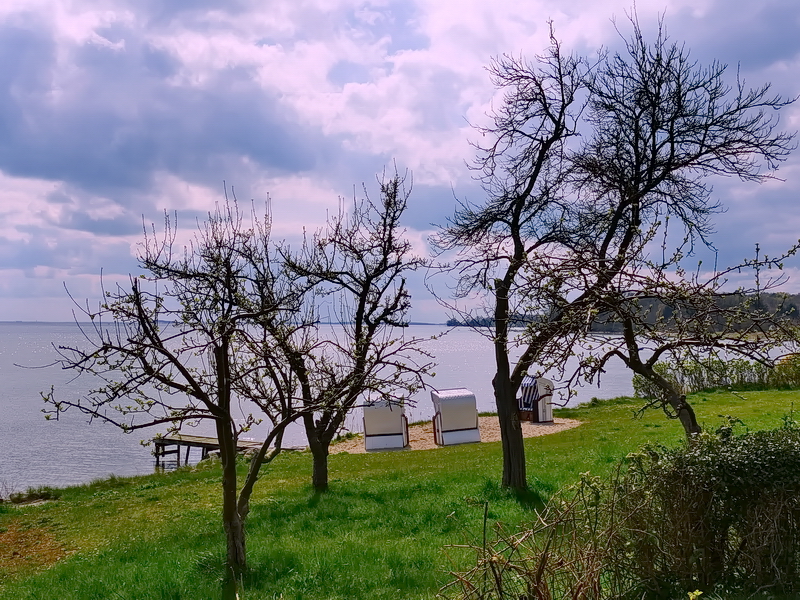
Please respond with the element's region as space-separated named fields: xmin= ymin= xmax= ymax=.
xmin=331 ymin=415 xmax=582 ymax=453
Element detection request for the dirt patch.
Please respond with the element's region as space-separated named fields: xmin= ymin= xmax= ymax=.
xmin=0 ymin=521 xmax=69 ymax=579
xmin=332 ymin=415 xmax=581 ymax=454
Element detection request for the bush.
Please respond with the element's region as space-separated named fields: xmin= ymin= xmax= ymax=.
xmin=772 ymin=354 xmax=800 ymax=389
xmin=443 ymin=421 xmax=800 ymax=599
xmin=633 ymin=355 xmax=800 ymax=399
xmin=616 ymin=422 xmax=800 ymax=596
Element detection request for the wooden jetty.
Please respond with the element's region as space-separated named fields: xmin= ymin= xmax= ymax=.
xmin=152 ymin=434 xmax=264 ymax=468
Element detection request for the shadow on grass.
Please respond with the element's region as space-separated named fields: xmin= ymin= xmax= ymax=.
xmin=307 ymin=489 xmax=325 ymax=508
xmin=512 ymin=486 xmax=547 ymax=511
xmin=477 ymin=478 xmax=550 ymax=511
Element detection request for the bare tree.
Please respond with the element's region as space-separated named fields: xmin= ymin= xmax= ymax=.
xmin=434 ymin=16 xmax=796 ymax=490
xmin=580 ymin=243 xmax=800 ymax=433
xmin=43 ymin=200 xmax=313 ymax=594
xmin=519 ymin=15 xmax=797 ymax=435
xmin=433 ymin=27 xmax=590 ymax=490
xmin=281 ymin=173 xmax=433 ymax=491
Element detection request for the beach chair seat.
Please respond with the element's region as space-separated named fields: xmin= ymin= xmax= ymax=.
xmin=363 ymin=400 xmax=409 ymax=451
xmin=431 ymin=388 xmax=481 ymax=446
xmin=518 ymin=376 xmax=554 ymax=423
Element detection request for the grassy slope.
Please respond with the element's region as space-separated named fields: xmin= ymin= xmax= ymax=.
xmin=1 ymin=389 xmax=798 ymax=599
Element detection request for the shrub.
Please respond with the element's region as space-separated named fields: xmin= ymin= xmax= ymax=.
xmin=633 ymin=355 xmax=800 ymax=399
xmin=772 ymin=354 xmax=800 ymax=389
xmin=615 ymin=423 xmax=800 ymax=595
xmin=443 ymin=422 xmax=800 ymax=599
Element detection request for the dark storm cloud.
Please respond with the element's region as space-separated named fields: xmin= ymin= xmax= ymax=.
xmin=50 ymin=208 xmax=142 ymax=237
xmin=0 ymin=14 xmax=331 ymax=203
xmin=667 ymin=1 xmax=800 ymax=74
xmin=0 ymin=230 xmax=136 ymax=275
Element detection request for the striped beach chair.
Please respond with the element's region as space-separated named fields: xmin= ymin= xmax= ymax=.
xmin=518 ymin=376 xmax=554 ymax=423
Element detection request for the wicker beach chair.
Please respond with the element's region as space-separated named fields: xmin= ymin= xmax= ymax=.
xmin=362 ymin=400 xmax=409 ymax=451
xmin=430 ymin=388 xmax=481 ymax=446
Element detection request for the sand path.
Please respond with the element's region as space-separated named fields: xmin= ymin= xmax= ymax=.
xmin=331 ymin=416 xmax=581 ymax=454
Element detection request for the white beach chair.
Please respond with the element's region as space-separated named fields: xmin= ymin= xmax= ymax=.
xmin=362 ymin=400 xmax=409 ymax=451
xmin=518 ymin=376 xmax=554 ymax=423
xmin=431 ymin=388 xmax=481 ymax=446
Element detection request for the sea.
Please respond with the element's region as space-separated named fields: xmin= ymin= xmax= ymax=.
xmin=0 ymin=322 xmax=633 ymax=493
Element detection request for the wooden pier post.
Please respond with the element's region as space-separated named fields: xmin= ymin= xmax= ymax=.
xmin=152 ymin=434 xmax=263 ymax=469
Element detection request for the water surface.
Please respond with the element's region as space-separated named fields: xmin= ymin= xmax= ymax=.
xmin=0 ymin=322 xmax=633 ymax=491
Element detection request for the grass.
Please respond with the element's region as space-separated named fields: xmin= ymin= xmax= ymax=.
xmin=1 ymin=389 xmax=799 ymax=599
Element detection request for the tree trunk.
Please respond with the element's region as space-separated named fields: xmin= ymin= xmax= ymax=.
xmin=494 ymin=373 xmax=527 ymax=490
xmin=215 ymin=344 xmax=247 ymax=587
xmin=223 ymin=517 xmax=246 ymax=576
xmin=303 ymin=413 xmax=331 ymax=491
xmin=217 ymin=423 xmax=246 ymax=600
xmin=631 ymin=355 xmax=702 ymax=438
xmin=667 ymin=392 xmax=702 ymax=438
xmin=237 ymin=427 xmax=285 ymax=524
xmin=219 ymin=428 xmax=247 ymax=578
xmin=218 ymin=440 xmax=243 ymax=600
xmin=493 ymin=325 xmax=527 ymax=491
xmin=622 ymin=323 xmax=702 ymax=439
xmin=310 ymin=442 xmax=329 ymax=491
xmin=492 ymin=270 xmax=527 ymax=491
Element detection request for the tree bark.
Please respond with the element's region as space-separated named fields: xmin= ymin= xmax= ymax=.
xmin=666 ymin=392 xmax=702 ymax=438
xmin=494 ymin=262 xmax=528 ymax=491
xmin=493 ymin=310 xmax=527 ymax=491
xmin=615 ymin=321 xmax=706 ymax=441
xmin=303 ymin=413 xmax=332 ymax=491
xmin=494 ymin=371 xmax=527 ymax=490
xmin=628 ymin=359 xmax=702 ymax=438
xmin=310 ymin=442 xmax=329 ymax=492
xmin=222 ymin=479 xmax=246 ymax=574
xmin=215 ymin=344 xmax=247 ymax=583
xmin=641 ymin=366 xmax=702 ymax=438
xmin=218 ymin=424 xmax=247 ymax=591
xmin=622 ymin=321 xmax=702 ymax=439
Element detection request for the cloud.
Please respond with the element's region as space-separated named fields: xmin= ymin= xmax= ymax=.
xmin=0 ymin=0 xmax=798 ymax=321
xmin=666 ymin=0 xmax=800 ymax=72
xmin=0 ymin=234 xmax=134 ymax=274
xmin=0 ymin=4 xmax=354 ymax=211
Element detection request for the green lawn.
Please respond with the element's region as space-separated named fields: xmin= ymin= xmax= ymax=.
xmin=1 ymin=389 xmax=798 ymax=599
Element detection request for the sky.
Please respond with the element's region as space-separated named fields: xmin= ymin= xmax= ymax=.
xmin=0 ymin=0 xmax=799 ymax=322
